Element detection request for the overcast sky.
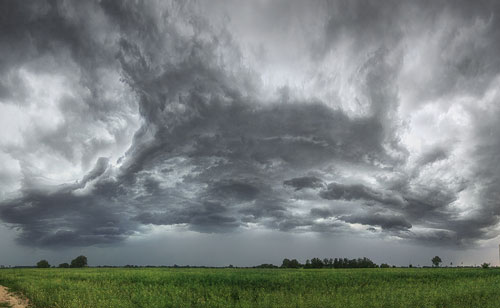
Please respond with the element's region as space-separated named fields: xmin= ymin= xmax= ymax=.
xmin=1 ymin=0 xmax=500 ymax=267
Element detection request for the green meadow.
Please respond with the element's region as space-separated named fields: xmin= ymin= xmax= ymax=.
xmin=1 ymin=268 xmax=500 ymax=308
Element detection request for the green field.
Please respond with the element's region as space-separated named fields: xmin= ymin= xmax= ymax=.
xmin=1 ymin=268 xmax=500 ymax=307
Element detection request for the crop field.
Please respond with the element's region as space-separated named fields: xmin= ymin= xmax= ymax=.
xmin=1 ymin=268 xmax=500 ymax=308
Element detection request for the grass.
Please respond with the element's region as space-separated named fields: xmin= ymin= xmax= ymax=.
xmin=0 ymin=303 xmax=11 ymax=308
xmin=1 ymin=268 xmax=500 ymax=307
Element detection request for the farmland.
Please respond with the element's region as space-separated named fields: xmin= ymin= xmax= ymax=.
xmin=1 ymin=268 xmax=500 ymax=308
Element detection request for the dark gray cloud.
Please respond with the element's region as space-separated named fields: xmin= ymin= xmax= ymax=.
xmin=134 ymin=201 xmax=240 ymax=234
xmin=320 ymin=182 xmax=406 ymax=208
xmin=341 ymin=213 xmax=412 ymax=231
xmin=1 ymin=0 xmax=500 ymax=251
xmin=284 ymin=177 xmax=324 ymax=191
xmin=0 ymin=178 xmax=135 ymax=247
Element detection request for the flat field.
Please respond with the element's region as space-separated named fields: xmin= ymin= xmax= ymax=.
xmin=1 ymin=268 xmax=500 ymax=308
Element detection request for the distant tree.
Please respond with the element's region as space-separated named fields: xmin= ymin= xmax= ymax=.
xmin=481 ymin=262 xmax=490 ymax=269
xmin=311 ymin=258 xmax=324 ymax=268
xmin=281 ymin=258 xmax=291 ymax=268
xmin=323 ymin=258 xmax=329 ymax=268
xmin=333 ymin=258 xmax=339 ymax=268
xmin=323 ymin=258 xmax=333 ymax=268
xmin=358 ymin=257 xmax=377 ymax=268
xmin=304 ymin=259 xmax=312 ymax=269
xmin=431 ymin=256 xmax=442 ymax=267
xmin=409 ymin=264 xmax=413 ymax=268
xmin=380 ymin=263 xmax=390 ymax=268
xmin=348 ymin=259 xmax=356 ymax=268
xmin=70 ymin=255 xmax=88 ymax=268
xmin=289 ymin=259 xmax=300 ymax=268
xmin=37 ymin=260 xmax=50 ymax=268
xmin=343 ymin=258 xmax=349 ymax=267
xmin=281 ymin=258 xmax=301 ymax=268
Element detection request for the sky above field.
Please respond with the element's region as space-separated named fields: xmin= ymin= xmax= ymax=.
xmin=2 ymin=0 xmax=500 ymax=267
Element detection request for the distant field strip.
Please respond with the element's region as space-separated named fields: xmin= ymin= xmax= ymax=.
xmin=2 ymin=268 xmax=500 ymax=308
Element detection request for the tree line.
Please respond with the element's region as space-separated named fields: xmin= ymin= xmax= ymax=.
xmin=29 ymin=255 xmax=491 ymax=269
xmin=279 ymin=257 xmax=378 ymax=269
xmin=36 ymin=255 xmax=87 ymax=268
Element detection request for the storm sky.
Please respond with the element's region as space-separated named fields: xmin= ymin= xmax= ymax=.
xmin=1 ymin=0 xmax=500 ymax=267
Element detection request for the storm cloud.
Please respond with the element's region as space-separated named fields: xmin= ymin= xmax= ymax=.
xmin=1 ymin=0 xmax=500 ymax=251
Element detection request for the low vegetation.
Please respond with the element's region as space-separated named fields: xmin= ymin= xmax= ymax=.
xmin=1 ymin=267 xmax=500 ymax=308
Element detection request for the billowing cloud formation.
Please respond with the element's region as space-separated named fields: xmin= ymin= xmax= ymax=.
xmin=284 ymin=177 xmax=325 ymax=191
xmin=1 ymin=0 xmax=500 ymax=248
